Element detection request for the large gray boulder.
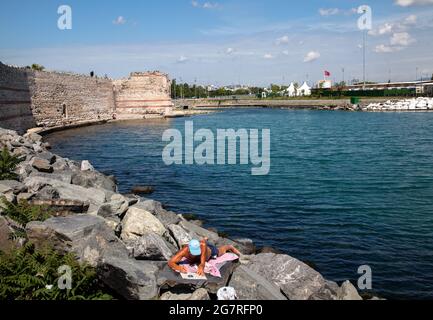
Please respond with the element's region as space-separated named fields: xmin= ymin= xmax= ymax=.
xmin=338 ymin=281 xmax=363 ymax=300
xmin=0 ymin=180 xmax=26 ymax=195
xmin=168 ymin=224 xmax=194 ymax=247
xmin=71 ymin=170 xmax=117 ymax=192
xmin=95 ymin=200 xmax=129 ymax=218
xmin=26 ymin=214 xmax=127 ymax=267
xmin=246 ymin=253 xmax=329 ymax=300
xmin=121 ymin=206 xmax=166 ymax=242
xmin=130 ymin=232 xmax=175 ymax=261
xmin=29 ymin=171 xmax=73 ymax=184
xmin=24 ymin=176 xmax=108 ymax=208
xmin=160 ymin=288 xmax=210 ymax=301
xmin=229 ymin=265 xmax=287 ymax=300
xmin=98 ymin=255 xmax=159 ymax=300
xmin=133 ymin=200 xmax=181 ymax=227
xmin=179 ymin=220 xmax=219 ymax=242
xmin=30 ymin=157 xmax=53 ymax=173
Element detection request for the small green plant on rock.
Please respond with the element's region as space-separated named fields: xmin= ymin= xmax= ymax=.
xmin=0 ymin=243 xmax=113 ymax=300
xmin=0 ymin=197 xmax=52 ymax=240
xmin=0 ymin=147 xmax=23 ymax=180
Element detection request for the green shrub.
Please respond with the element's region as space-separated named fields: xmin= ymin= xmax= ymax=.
xmin=0 ymin=197 xmax=52 ymax=240
xmin=0 ymin=147 xmax=23 ymax=180
xmin=0 ymin=243 xmax=112 ymax=300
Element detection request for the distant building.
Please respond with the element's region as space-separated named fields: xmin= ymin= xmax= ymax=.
xmin=317 ymin=80 xmax=332 ymax=89
xmin=345 ymin=80 xmax=433 ymax=94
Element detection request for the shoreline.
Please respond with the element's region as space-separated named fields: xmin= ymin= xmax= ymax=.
xmin=0 ymin=125 xmax=375 ymax=301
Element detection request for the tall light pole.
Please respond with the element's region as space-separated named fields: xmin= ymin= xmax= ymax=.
xmin=363 ymin=29 xmax=366 ymax=90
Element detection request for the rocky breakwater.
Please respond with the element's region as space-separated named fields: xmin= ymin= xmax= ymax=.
xmin=0 ymin=127 xmax=365 ymax=300
xmin=362 ymin=97 xmax=433 ymax=112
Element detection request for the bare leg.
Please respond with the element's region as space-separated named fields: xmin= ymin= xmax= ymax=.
xmin=218 ymin=245 xmax=241 ymax=257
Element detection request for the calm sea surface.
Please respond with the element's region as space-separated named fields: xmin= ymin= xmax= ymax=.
xmin=46 ymin=108 xmax=433 ymax=300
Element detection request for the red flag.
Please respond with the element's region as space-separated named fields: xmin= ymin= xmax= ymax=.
xmin=324 ymin=70 xmax=331 ymax=77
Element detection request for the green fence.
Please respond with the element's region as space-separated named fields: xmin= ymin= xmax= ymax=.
xmin=312 ymin=88 xmax=416 ymax=98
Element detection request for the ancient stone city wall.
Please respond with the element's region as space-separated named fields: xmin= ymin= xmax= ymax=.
xmin=113 ymin=72 xmax=173 ymax=116
xmin=0 ymin=63 xmax=173 ymax=134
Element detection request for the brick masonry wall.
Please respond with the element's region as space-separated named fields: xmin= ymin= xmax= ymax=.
xmin=28 ymin=70 xmax=115 ymax=128
xmin=0 ymin=63 xmax=174 ymax=134
xmin=0 ymin=63 xmax=36 ymax=133
xmin=113 ymin=72 xmax=173 ymax=115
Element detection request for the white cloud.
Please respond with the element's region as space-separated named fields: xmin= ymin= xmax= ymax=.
xmin=276 ymin=35 xmax=290 ymax=45
xmin=390 ymin=32 xmax=416 ymax=46
xmin=319 ymin=8 xmax=340 ymax=16
xmin=303 ymin=51 xmax=320 ymax=63
xmin=177 ymin=55 xmax=188 ymax=63
xmin=226 ymin=47 xmax=234 ymax=54
xmin=192 ymin=1 xmax=219 ymax=9
xmin=369 ymin=23 xmax=394 ymax=36
xmin=368 ymin=15 xmax=419 ymax=36
xmin=282 ymin=50 xmax=289 ymax=55
xmin=319 ymin=7 xmax=357 ymax=16
xmin=263 ymin=53 xmax=274 ymax=59
xmin=375 ymin=44 xmax=402 ymax=53
xmin=113 ymin=16 xmax=126 ymax=25
xmin=405 ymin=14 xmax=418 ymax=24
xmin=395 ymin=0 xmax=433 ymax=7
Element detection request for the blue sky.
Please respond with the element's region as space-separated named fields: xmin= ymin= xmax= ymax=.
xmin=1 ymin=0 xmax=432 ymax=86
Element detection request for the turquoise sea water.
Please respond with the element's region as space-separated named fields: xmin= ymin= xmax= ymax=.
xmin=46 ymin=108 xmax=433 ymax=300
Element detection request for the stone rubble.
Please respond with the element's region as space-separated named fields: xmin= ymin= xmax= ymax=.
xmin=0 ymin=126 xmax=370 ymax=300
xmin=362 ymin=97 xmax=433 ymax=112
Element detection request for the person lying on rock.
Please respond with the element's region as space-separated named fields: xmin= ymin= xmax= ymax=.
xmin=168 ymin=238 xmax=241 ymax=276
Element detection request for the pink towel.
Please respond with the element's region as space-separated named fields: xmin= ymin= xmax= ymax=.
xmin=179 ymin=253 xmax=239 ymax=278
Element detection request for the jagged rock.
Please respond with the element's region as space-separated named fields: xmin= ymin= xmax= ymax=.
xmin=80 ymin=160 xmax=94 ymax=171
xmin=131 ymin=186 xmax=154 ymax=195
xmin=130 ymin=232 xmax=175 ymax=261
xmin=24 ymin=176 xmax=107 ymax=207
xmin=233 ymin=238 xmax=256 ymax=255
xmin=24 ymin=132 xmax=42 ymax=143
xmin=12 ymin=146 xmax=31 ymax=157
xmin=0 ymin=216 xmax=16 ymax=253
xmin=121 ymin=206 xmax=167 ymax=241
xmin=29 ymin=199 xmax=89 ymax=216
xmin=338 ymin=281 xmax=363 ymax=300
xmin=0 ymin=192 xmax=15 ymax=205
xmin=30 ymin=157 xmax=53 ymax=173
xmin=30 ymin=171 xmax=73 ymax=184
xmin=246 ymin=253 xmax=329 ymax=300
xmin=71 ymin=170 xmax=117 ymax=192
xmin=33 ymin=185 xmax=60 ymax=200
xmin=160 ymin=288 xmax=210 ymax=301
xmin=168 ymin=224 xmax=194 ymax=247
xmin=14 ymin=162 xmax=34 ymax=180
xmin=98 ymin=255 xmax=159 ymax=300
xmin=37 ymin=151 xmax=56 ymax=164
xmin=16 ymin=192 xmax=35 ymax=202
xmin=228 ymin=266 xmax=287 ymax=300
xmin=26 ymin=214 xmax=127 ymax=267
xmin=0 ymin=180 xmax=26 ymax=195
xmin=95 ymin=200 xmax=129 ymax=218
xmin=310 ymin=280 xmax=340 ymax=300
xmin=133 ymin=200 xmax=181 ymax=227
xmin=52 ymin=158 xmax=72 ymax=171
xmin=33 ymin=143 xmax=43 ymax=153
xmin=179 ymin=220 xmax=219 ymax=243
xmin=256 ymin=247 xmax=282 ymax=254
